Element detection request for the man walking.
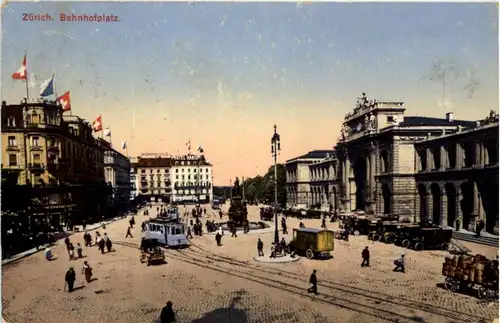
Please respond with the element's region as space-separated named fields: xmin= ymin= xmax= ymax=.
xmin=257 ymin=237 xmax=264 ymax=257
xmin=160 ymin=301 xmax=176 ymax=323
xmin=126 ymin=226 xmax=133 ymax=238
xmin=361 ymin=246 xmax=370 ymax=267
xmin=64 ymin=267 xmax=76 ymax=293
xmin=307 ymin=269 xmax=318 ymax=295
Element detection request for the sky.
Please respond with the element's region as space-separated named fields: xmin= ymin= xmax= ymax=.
xmin=1 ymin=1 xmax=498 ymax=185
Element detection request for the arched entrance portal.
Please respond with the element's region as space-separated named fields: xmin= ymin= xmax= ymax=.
xmin=460 ymin=182 xmax=474 ymax=230
xmin=445 ymin=183 xmax=456 ymax=228
xmin=353 ymin=156 xmax=367 ymax=211
xmin=417 ymin=184 xmax=428 ymax=223
xmin=382 ymin=183 xmax=391 ymax=215
xmin=430 ymin=184 xmax=441 ymax=226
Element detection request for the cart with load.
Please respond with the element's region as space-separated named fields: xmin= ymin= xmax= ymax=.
xmin=442 ymin=254 xmax=499 ymax=299
xmin=289 ymin=228 xmax=334 ymax=259
xmin=140 ymin=238 xmax=166 ymax=266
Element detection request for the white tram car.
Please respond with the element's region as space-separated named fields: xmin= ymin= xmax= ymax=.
xmin=143 ymin=218 xmax=189 ymax=248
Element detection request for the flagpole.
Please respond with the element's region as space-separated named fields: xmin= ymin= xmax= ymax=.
xmin=52 ymin=74 xmax=57 ymax=103
xmin=24 ymin=50 xmax=30 ymax=101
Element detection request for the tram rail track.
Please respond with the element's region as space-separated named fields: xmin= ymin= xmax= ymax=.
xmin=200 ymin=209 xmax=492 ymax=322
xmin=113 ymin=239 xmax=484 ymax=323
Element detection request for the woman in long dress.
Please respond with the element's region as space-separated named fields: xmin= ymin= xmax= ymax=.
xmin=82 ymin=261 xmax=93 ymax=283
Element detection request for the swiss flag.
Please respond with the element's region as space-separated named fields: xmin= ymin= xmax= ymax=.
xmin=12 ymin=54 xmax=27 ymax=80
xmin=57 ymin=91 xmax=71 ymax=112
xmin=92 ymin=115 xmax=103 ymax=132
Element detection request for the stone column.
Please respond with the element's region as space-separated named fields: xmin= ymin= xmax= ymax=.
xmin=469 ymin=182 xmax=479 ymax=231
xmin=440 ymin=192 xmax=447 ymax=227
xmin=476 ymin=142 xmax=482 ymax=166
xmin=426 ymin=148 xmax=432 ymax=170
xmin=456 ymin=189 xmax=463 ymax=229
xmin=440 ymin=145 xmax=447 ymax=170
xmin=455 ymin=143 xmax=462 ymax=169
xmin=427 ymin=192 xmax=434 ymax=224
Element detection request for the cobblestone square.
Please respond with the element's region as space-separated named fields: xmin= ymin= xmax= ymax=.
xmin=2 ymin=205 xmax=498 ymax=323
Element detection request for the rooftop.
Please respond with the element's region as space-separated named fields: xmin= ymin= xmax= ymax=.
xmin=399 ymin=116 xmax=476 ymax=128
xmin=286 ymin=150 xmax=336 ymax=163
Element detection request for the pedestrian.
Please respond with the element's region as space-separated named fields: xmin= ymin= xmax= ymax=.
xmin=141 ymin=222 xmax=146 ymax=232
xmin=187 ymin=226 xmax=193 ymax=239
xmin=280 ymin=237 xmax=287 ymax=255
xmin=257 ymin=237 xmax=264 ymax=257
xmin=82 ymin=220 xmax=86 ymax=231
xmin=215 ymin=232 xmax=222 ymax=246
xmin=64 ymin=236 xmax=71 ymax=254
xmin=393 ymin=254 xmax=405 ymax=273
xmin=82 ymin=261 xmax=93 ymax=283
xmin=45 ymin=247 xmax=54 ymax=261
xmin=76 ymin=243 xmax=83 ymax=258
xmin=83 ymin=232 xmax=90 ymax=247
xmin=219 ymin=210 xmax=223 ymax=219
xmin=105 ymin=237 xmax=113 ymax=252
xmin=231 ymin=226 xmax=237 ymax=238
xmin=361 ymin=246 xmax=370 ymax=267
xmin=343 ymin=229 xmax=349 ymax=242
xmin=321 ymin=216 xmax=326 ymax=228
xmin=455 ymin=218 xmax=461 ymax=232
xmin=307 ymin=270 xmax=318 ymax=295
xmin=95 ymin=231 xmax=101 ymax=246
xmin=64 ymin=267 xmax=76 ymax=293
xmin=160 ymin=301 xmax=176 ymax=323
xmin=98 ymin=238 xmax=106 ymax=254
xmin=126 ymin=226 xmax=133 ymax=238
xmin=129 ymin=216 xmax=135 ymax=229
xmin=68 ymin=243 xmax=75 ymax=260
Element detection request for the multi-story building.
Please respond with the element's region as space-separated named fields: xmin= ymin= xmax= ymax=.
xmin=285 ymin=150 xmax=336 ymax=209
xmin=171 ymin=154 xmax=213 ymax=204
xmin=332 ymin=93 xmax=498 ymax=235
xmin=308 ymin=152 xmax=341 ymax=211
xmin=101 ymin=139 xmax=131 ymax=214
xmin=132 ymin=153 xmax=213 ymax=204
xmin=129 ymin=156 xmax=139 ymax=201
xmin=1 ymin=99 xmax=109 ymax=225
xmin=134 ymin=156 xmax=172 ymax=201
xmin=413 ymin=111 xmax=499 ymax=234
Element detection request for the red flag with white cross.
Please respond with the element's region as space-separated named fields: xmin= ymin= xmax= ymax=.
xmin=92 ymin=115 xmax=103 ymax=132
xmin=57 ymin=91 xmax=71 ymax=112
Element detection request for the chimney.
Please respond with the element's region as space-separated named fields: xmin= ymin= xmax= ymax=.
xmin=446 ymin=112 xmax=454 ymax=122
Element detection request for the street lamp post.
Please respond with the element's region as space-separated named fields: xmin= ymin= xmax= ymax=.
xmin=271 ymin=125 xmax=281 ymax=246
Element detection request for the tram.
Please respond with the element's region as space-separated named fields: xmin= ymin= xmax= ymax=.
xmin=159 ymin=206 xmax=180 ymax=222
xmin=142 ymin=218 xmax=189 ymax=248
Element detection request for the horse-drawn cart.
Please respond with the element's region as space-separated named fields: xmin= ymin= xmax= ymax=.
xmin=442 ymin=254 xmax=498 ymax=299
xmin=140 ymin=238 xmax=166 ymax=266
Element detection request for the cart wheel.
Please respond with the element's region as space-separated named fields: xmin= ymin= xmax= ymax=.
xmin=353 ymin=230 xmax=360 ymax=236
xmin=371 ymin=234 xmax=379 ymax=241
xmin=306 ymin=249 xmax=314 ymax=259
xmin=441 ymin=243 xmax=449 ymax=251
xmin=402 ymin=239 xmax=410 ymax=248
xmin=477 ymin=287 xmax=486 ymax=300
xmin=385 ymin=236 xmax=393 ymax=244
xmin=414 ymin=242 xmax=424 ymax=251
xmin=448 ymin=281 xmax=459 ymax=292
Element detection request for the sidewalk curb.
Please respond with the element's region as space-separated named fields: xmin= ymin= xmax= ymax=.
xmin=2 ymin=216 xmax=126 ymax=266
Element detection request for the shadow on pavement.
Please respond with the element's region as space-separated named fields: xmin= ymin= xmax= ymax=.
xmin=190 ymin=296 xmax=248 ymax=323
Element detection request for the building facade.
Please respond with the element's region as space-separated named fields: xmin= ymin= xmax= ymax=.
xmin=308 ymin=152 xmax=341 ymax=211
xmin=333 ymin=94 xmax=498 ymax=234
xmin=102 ymin=140 xmax=131 ymax=213
xmin=285 ymin=150 xmax=337 ymax=209
xmin=129 ymin=157 xmax=139 ymax=201
xmin=413 ymin=112 xmax=499 ymax=234
xmin=171 ymin=154 xmax=213 ymax=203
xmin=1 ymin=99 xmax=109 ymax=225
xmin=131 ymin=154 xmax=213 ymax=204
xmin=134 ymin=156 xmax=173 ymax=201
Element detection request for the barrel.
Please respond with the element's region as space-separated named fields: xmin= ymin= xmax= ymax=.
xmin=475 ymin=264 xmax=485 ymax=284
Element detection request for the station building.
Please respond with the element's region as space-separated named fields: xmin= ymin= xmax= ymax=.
xmin=285 ymin=94 xmax=499 ymax=235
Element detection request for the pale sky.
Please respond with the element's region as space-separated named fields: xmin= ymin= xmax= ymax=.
xmin=2 ymin=2 xmax=498 ymax=185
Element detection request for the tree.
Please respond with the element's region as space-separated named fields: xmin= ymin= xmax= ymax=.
xmin=243 ymin=164 xmax=286 ymax=206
